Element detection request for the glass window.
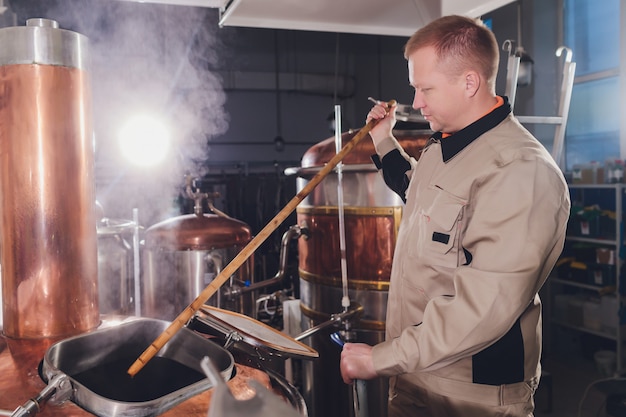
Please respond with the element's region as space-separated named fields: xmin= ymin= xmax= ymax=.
xmin=563 ymin=0 xmax=620 ymax=171
xmin=565 ymin=77 xmax=620 ymax=167
xmin=564 ymin=0 xmax=620 ymax=76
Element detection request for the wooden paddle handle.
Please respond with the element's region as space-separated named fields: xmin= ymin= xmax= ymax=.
xmin=127 ymin=100 xmax=396 ymax=377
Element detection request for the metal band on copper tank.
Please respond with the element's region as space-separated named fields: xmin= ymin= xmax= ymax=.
xmin=298 ymin=270 xmax=390 ymax=291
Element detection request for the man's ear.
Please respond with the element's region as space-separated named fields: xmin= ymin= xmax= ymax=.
xmin=465 ymin=71 xmax=481 ymax=97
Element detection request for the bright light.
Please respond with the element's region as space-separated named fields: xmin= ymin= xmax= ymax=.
xmin=118 ymin=114 xmax=171 ymax=167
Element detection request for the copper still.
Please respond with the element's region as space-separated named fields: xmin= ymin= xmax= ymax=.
xmin=289 ymin=128 xmax=430 ymax=417
xmin=141 ymin=208 xmax=254 ymax=321
xmin=0 ymin=19 xmax=99 ymax=339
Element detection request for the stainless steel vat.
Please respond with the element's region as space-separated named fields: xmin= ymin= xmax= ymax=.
xmin=0 ymin=314 xmax=312 ymax=416
xmin=141 ymin=212 xmax=254 ymax=320
xmin=13 ymin=317 xmax=235 ymax=417
xmin=190 ymin=306 xmax=319 ymax=416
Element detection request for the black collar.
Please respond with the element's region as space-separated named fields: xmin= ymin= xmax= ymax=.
xmin=433 ymin=96 xmax=511 ymax=162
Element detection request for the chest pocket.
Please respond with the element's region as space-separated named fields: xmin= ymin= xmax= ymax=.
xmin=413 ymin=189 xmax=466 ymax=268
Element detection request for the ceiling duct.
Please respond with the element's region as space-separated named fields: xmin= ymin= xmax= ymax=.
xmin=218 ymin=0 xmax=439 ymax=36
xmin=114 ymin=0 xmax=226 ymax=7
xmin=113 ymin=0 xmax=516 ymax=36
xmin=218 ymin=0 xmax=517 ymax=36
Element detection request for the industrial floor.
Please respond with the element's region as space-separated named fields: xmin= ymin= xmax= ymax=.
xmin=538 ymin=354 xmax=615 ymax=417
xmin=537 ymin=328 xmax=626 ymax=417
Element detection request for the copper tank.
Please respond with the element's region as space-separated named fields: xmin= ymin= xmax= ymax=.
xmin=141 ymin=212 xmax=254 ymax=320
xmin=289 ymin=128 xmax=430 ymax=417
xmin=0 ymin=19 xmax=99 ymax=338
xmin=295 ymin=129 xmax=429 ymax=318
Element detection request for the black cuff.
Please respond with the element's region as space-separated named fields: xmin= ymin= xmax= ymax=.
xmin=371 ymin=154 xmax=383 ymax=169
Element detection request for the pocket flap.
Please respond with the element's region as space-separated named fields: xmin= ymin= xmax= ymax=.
xmin=429 ymin=200 xmax=464 ymax=232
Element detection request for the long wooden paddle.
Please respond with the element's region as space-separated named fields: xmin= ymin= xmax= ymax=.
xmin=127 ymin=100 xmax=395 ymax=377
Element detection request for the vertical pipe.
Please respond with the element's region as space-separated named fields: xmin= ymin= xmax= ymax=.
xmin=334 ymin=105 xmax=350 ymax=312
xmin=133 ymin=208 xmax=141 ymax=317
xmin=0 ymin=19 xmax=99 ymax=338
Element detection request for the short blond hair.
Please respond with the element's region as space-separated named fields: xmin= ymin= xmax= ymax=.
xmin=404 ymin=15 xmax=499 ymax=88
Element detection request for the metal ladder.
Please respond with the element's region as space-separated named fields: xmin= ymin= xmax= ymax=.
xmin=502 ymin=40 xmax=576 ymax=169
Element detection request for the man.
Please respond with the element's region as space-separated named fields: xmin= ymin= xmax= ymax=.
xmin=340 ymin=15 xmax=570 ymax=416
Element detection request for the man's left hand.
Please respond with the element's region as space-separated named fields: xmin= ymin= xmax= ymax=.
xmin=340 ymin=342 xmax=377 ymax=384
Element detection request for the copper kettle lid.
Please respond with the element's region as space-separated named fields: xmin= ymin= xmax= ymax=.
xmin=145 ymin=213 xmax=252 ymax=251
xmin=301 ymin=128 xmax=431 ymax=168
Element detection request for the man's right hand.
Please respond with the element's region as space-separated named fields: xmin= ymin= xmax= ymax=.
xmin=366 ymin=101 xmax=398 ymax=147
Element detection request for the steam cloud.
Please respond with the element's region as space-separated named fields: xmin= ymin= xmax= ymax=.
xmin=28 ymin=0 xmax=229 ymax=225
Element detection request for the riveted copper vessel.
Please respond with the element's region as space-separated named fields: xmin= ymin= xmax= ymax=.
xmin=294 ymin=129 xmax=430 ymax=321
xmin=289 ymin=128 xmax=430 ymax=417
xmin=141 ymin=213 xmax=254 ymax=320
xmin=0 ymin=19 xmax=99 ymax=339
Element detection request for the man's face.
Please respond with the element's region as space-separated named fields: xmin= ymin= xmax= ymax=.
xmin=407 ymin=46 xmax=466 ymax=134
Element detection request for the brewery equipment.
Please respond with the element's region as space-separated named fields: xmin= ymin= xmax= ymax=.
xmin=97 ymin=217 xmax=137 ymax=315
xmin=11 ymin=318 xmax=235 ymax=417
xmin=1 ymin=311 xmax=313 ymax=416
xmin=288 ymin=127 xmax=430 ymax=417
xmin=141 ymin=188 xmax=254 ymax=320
xmin=202 ymin=357 xmax=303 ymax=417
xmin=191 ymin=306 xmax=318 ymax=415
xmin=128 ymin=111 xmax=388 ymax=377
xmin=0 ymin=19 xmax=99 ymax=338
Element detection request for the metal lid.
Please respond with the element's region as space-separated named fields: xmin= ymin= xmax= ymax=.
xmin=298 ymin=128 xmax=431 ymax=170
xmin=195 ymin=306 xmax=319 ymax=360
xmin=0 ymin=18 xmax=89 ymax=69
xmin=145 ymin=213 xmax=252 ymax=251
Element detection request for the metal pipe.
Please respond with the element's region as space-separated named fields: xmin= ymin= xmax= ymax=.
xmin=334 ymin=104 xmax=350 ymax=312
xmin=329 ymin=330 xmax=369 ymax=417
xmin=294 ymin=303 xmax=363 ymax=342
xmin=223 ymin=224 xmax=304 ymax=298
xmin=133 ymin=208 xmax=141 ymax=317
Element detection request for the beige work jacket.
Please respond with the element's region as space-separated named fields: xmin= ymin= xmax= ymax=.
xmin=371 ymin=111 xmax=571 ymax=406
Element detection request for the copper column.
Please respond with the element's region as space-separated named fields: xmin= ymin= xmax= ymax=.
xmin=0 ymin=19 xmax=99 ymax=338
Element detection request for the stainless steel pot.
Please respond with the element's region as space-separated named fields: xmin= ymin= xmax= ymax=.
xmin=12 ymin=317 xmax=234 ymax=417
xmin=141 ymin=212 xmax=254 ymax=320
xmin=190 ymin=307 xmax=318 ymax=417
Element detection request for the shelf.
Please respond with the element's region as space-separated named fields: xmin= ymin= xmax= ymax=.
xmin=552 ymin=319 xmax=618 ymax=341
xmin=550 ymin=184 xmax=624 ymax=372
xmin=566 ymin=236 xmax=618 ymax=245
xmin=568 ymin=183 xmax=625 ymax=189
xmin=550 ymin=277 xmax=616 ymax=293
